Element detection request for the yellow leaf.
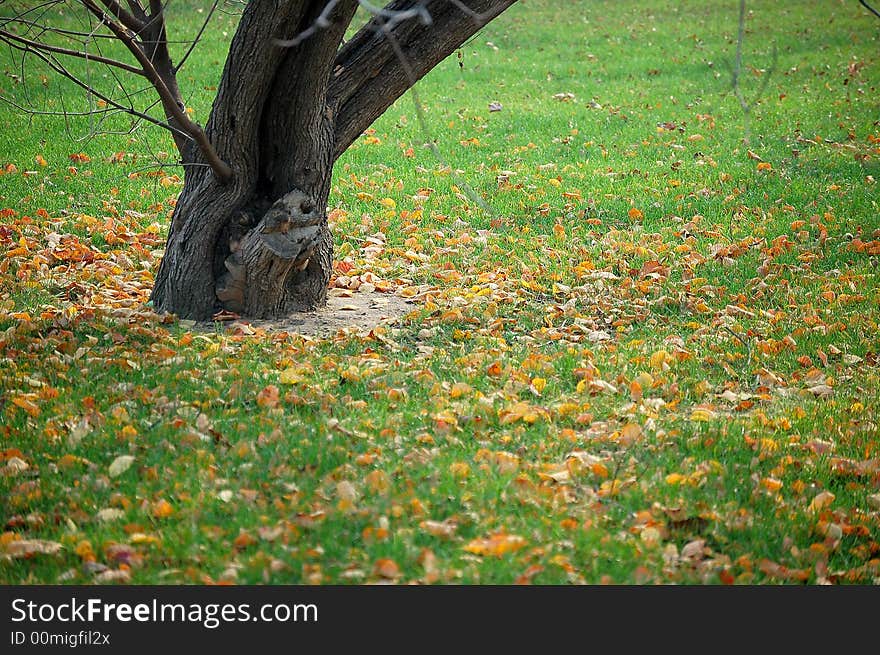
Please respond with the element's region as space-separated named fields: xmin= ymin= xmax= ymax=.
xmin=12 ymin=396 xmax=40 ymax=418
xmin=531 ymin=377 xmax=547 ymax=394
xmin=463 ymin=533 xmax=526 ymax=557
xmin=618 ymin=423 xmax=643 ymax=445
xmin=591 ymin=462 xmax=609 ymax=478
xmin=649 ymin=350 xmax=669 ymax=371
xmin=629 ymin=379 xmax=643 ymax=401
xmin=364 ymin=470 xmax=391 ymax=495
xmin=598 ymin=479 xmax=622 ymax=496
xmin=74 ymin=540 xmax=93 ymax=558
xmin=690 ymin=408 xmax=716 ymax=422
xmin=665 ymin=473 xmax=686 ymax=485
xmin=378 ymin=197 xmax=396 ymax=209
xmin=449 ymin=462 xmax=470 ymax=479
xmin=450 ymin=382 xmax=472 ymax=398
xmin=279 ymin=368 xmax=304 ymax=385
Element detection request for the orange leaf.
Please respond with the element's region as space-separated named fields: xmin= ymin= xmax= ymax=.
xmin=233 ymin=531 xmax=257 ymax=550
xmin=628 ymin=207 xmax=644 ymax=220
xmin=486 ymin=361 xmax=503 ymax=377
xmin=11 ymin=396 xmax=40 ymax=417
xmin=373 ymin=558 xmax=400 ymax=579
xmin=256 ymin=385 xmax=280 ymax=408
xmin=760 ymin=477 xmax=783 ymax=492
xmin=464 ymin=533 xmax=527 ymax=557
xmin=152 ymin=499 xmax=174 ymax=519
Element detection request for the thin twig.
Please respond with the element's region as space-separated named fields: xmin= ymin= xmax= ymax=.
xmin=859 ymin=0 xmax=880 ymax=19
xmin=97 ymin=0 xmax=145 ymax=31
xmin=173 ymin=0 xmax=219 ymax=73
xmin=0 ymin=29 xmax=146 ymax=76
xmin=375 ymin=13 xmax=494 ymax=214
xmin=5 ymin=42 xmax=187 ymax=137
xmin=79 ymin=0 xmax=232 ymax=181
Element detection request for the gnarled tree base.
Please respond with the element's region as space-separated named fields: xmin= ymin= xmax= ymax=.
xmin=215 ymin=188 xmax=327 ymax=318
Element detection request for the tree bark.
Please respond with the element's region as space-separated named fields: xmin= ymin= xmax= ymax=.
xmin=150 ymin=0 xmax=517 ymax=321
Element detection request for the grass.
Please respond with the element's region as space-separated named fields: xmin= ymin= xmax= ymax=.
xmin=1 ymin=0 xmax=879 ymax=585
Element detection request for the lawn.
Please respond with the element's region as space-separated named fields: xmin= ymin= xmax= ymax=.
xmin=1 ymin=0 xmax=879 ymax=584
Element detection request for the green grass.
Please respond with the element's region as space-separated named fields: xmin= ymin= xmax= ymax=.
xmin=1 ymin=0 xmax=879 ymax=584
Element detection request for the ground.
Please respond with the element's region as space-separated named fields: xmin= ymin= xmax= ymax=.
xmin=1 ymin=0 xmax=878 ymax=584
xmin=216 ymin=289 xmax=413 ymax=338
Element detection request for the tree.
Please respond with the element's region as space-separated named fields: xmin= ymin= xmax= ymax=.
xmin=1 ymin=0 xmax=517 ymax=319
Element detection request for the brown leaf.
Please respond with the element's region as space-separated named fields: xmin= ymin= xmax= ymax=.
xmin=681 ymin=539 xmax=705 ymax=560
xmin=256 ymin=384 xmax=280 ymax=408
xmin=806 ymin=384 xmax=833 ymax=398
xmin=420 ymin=519 xmax=458 ymax=538
xmin=4 ymin=539 xmax=63 ymax=558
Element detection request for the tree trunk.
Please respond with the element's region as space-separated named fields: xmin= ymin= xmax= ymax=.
xmin=150 ymin=0 xmax=517 ymax=321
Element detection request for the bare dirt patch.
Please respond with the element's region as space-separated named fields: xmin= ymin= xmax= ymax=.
xmin=216 ymin=290 xmax=415 ymax=337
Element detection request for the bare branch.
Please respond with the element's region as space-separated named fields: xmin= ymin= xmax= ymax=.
xmin=356 ymin=0 xmax=433 ymax=29
xmin=173 ymin=0 xmax=219 ymax=73
xmin=0 ymin=28 xmax=146 ymax=76
xmin=0 ymin=18 xmax=128 ymax=41
xmin=79 ymin=0 xmax=233 ymax=181
xmin=3 ymin=41 xmax=185 ymax=137
xmin=97 ymin=0 xmax=145 ymax=31
xmin=375 ymin=12 xmax=492 ymax=213
xmin=860 ymin=0 xmax=880 ymax=19
xmin=730 ymin=0 xmax=776 ymax=148
xmin=330 ymin=0 xmax=517 ymax=159
xmin=125 ymin=0 xmax=149 ymax=22
xmin=274 ymin=0 xmax=344 ymax=48
xmin=446 ymin=0 xmax=496 ymax=25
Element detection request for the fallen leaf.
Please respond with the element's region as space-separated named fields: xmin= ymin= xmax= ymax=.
xmin=464 ymin=533 xmax=527 ymax=557
xmin=151 ymin=499 xmax=174 ymax=519
xmin=806 ymin=384 xmax=833 ymax=398
xmin=256 ymin=384 xmax=281 ymax=408
xmin=4 ymin=539 xmax=62 ymax=558
xmin=420 ymin=519 xmax=457 ymax=538
xmin=108 ymin=455 xmax=135 ymax=478
xmin=373 ymin=558 xmax=400 ymax=579
xmin=96 ymin=508 xmax=126 ymax=522
xmin=681 ymin=539 xmax=705 ymax=560
xmin=807 ymin=491 xmax=835 ymax=513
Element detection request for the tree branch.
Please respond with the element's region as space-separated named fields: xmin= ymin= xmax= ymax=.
xmin=2 ymin=41 xmax=183 ymax=137
xmin=329 ymin=0 xmax=518 ymax=160
xmin=78 ymin=0 xmax=232 ymax=181
xmin=173 ymin=0 xmax=219 ymax=73
xmin=0 ymin=29 xmax=146 ymax=76
xmin=97 ymin=0 xmax=145 ymax=31
xmin=860 ymin=0 xmax=880 ymax=19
